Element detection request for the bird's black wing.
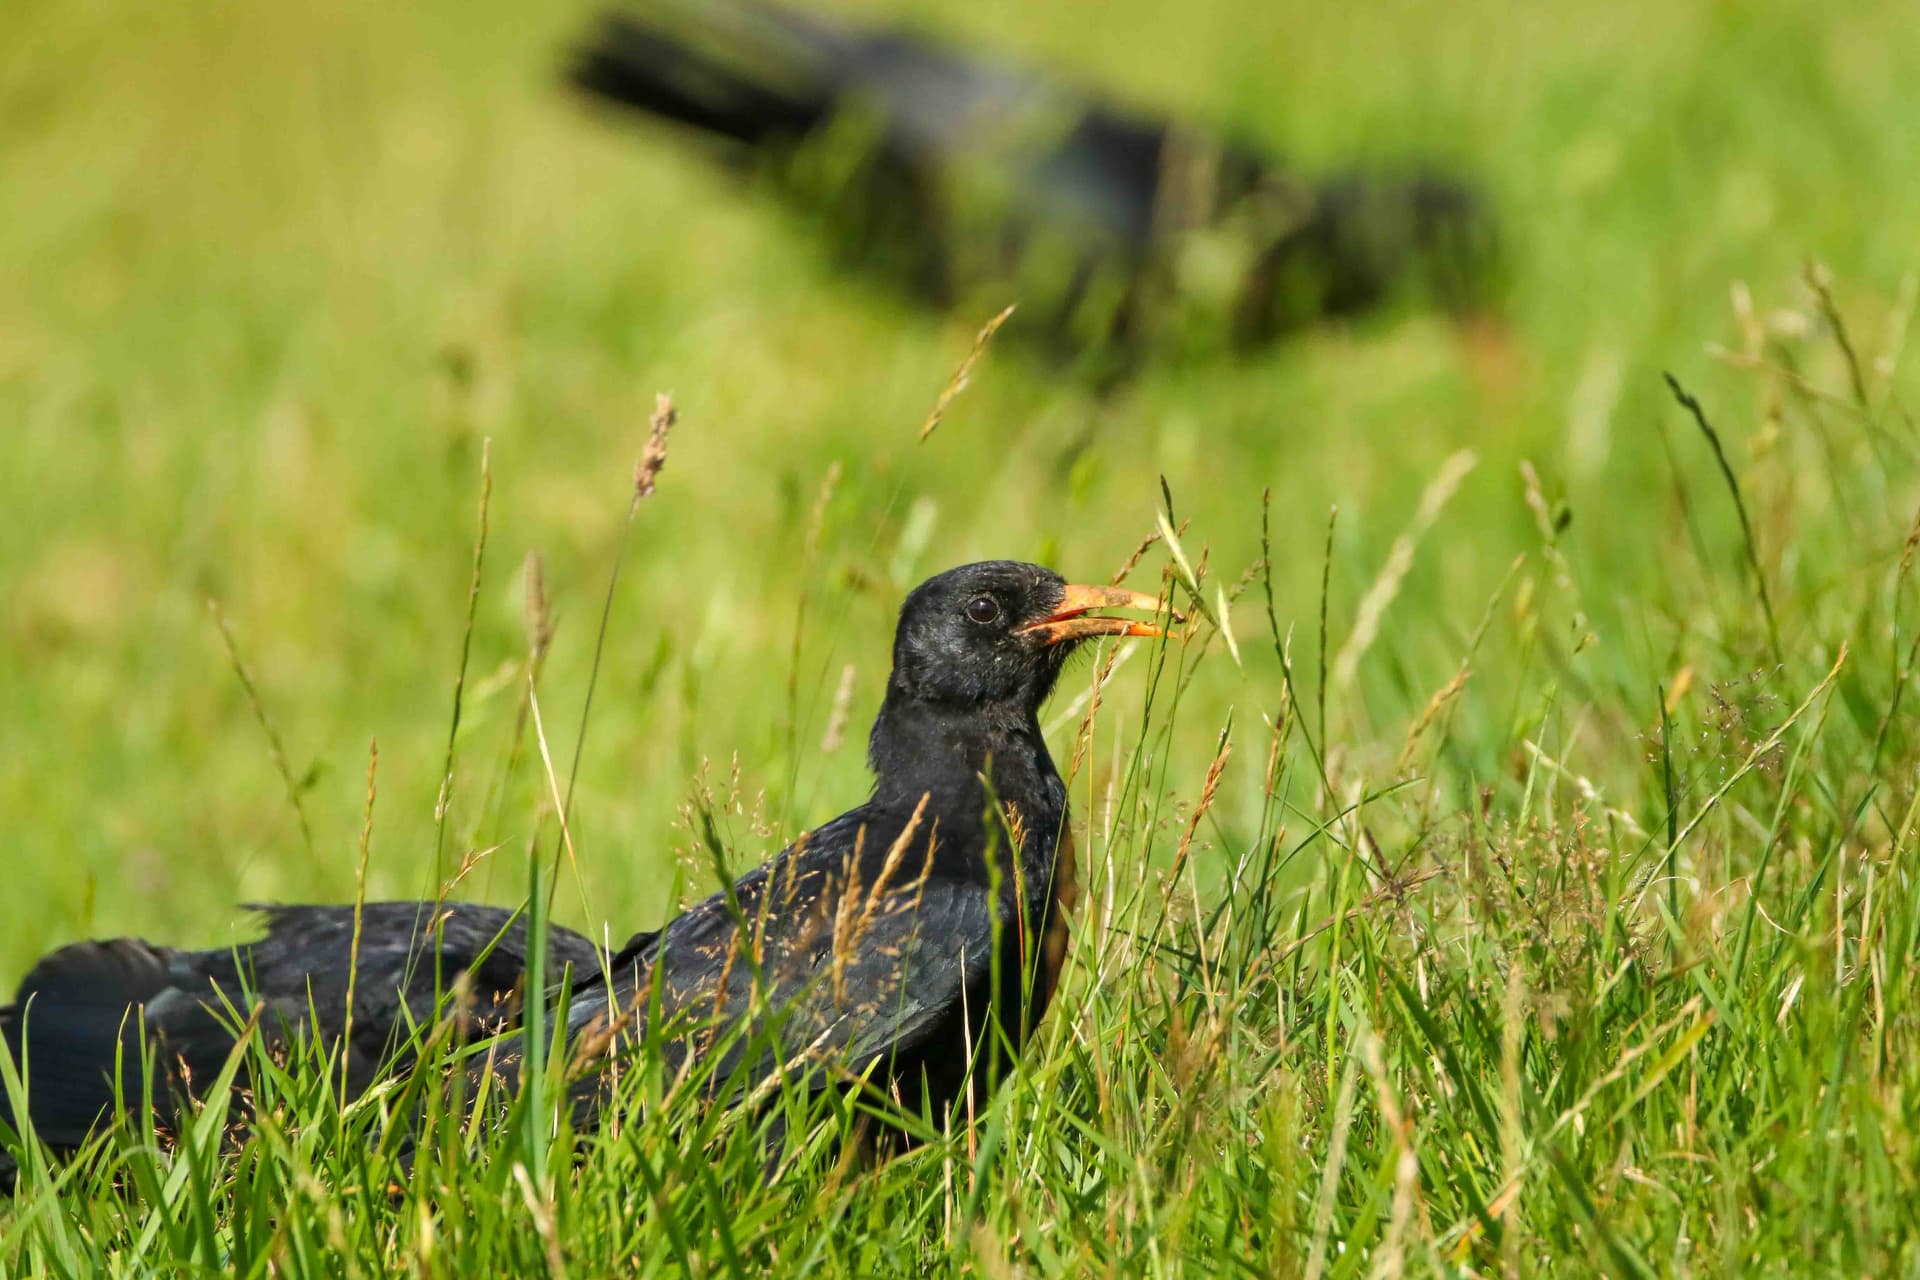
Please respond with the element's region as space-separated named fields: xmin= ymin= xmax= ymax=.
xmin=1 ymin=939 xmax=187 ymax=1150
xmin=567 ymin=814 xmax=1003 ymax=1114
xmin=605 ymin=925 xmax=662 ymax=972
xmin=569 ymin=5 xmax=843 ymax=149
xmin=1 ymin=901 xmax=602 ymax=1151
xmin=568 ymin=4 xmax=1135 ymax=237
xmin=176 ymin=902 xmax=603 ymax=1086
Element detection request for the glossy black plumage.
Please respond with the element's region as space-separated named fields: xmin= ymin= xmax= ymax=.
xmin=1 ymin=903 xmax=601 ymax=1163
xmin=554 ymin=563 xmax=1106 ymax=1128
xmin=555 ymin=808 xmax=1011 ymax=1124
xmin=1 ymin=562 xmax=1160 ymax=1178
xmin=569 ymin=1 xmax=1499 ymax=373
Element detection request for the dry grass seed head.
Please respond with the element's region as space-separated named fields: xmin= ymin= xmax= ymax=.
xmin=632 ymin=393 xmax=677 ymax=501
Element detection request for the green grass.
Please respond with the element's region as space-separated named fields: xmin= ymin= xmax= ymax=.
xmin=6 ymin=0 xmax=1920 ymax=1271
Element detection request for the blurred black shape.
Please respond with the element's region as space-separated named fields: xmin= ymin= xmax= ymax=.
xmin=569 ymin=1 xmax=1501 ymax=375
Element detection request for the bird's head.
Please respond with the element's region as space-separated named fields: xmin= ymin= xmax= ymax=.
xmin=887 ymin=561 xmax=1177 ymax=713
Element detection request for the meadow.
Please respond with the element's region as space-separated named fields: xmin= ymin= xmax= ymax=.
xmin=5 ymin=0 xmax=1920 ymax=1272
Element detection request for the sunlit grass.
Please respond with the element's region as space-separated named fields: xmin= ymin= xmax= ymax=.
xmin=5 ymin=0 xmax=1920 ymax=1271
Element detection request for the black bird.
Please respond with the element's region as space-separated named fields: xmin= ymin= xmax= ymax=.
xmin=568 ymin=2 xmax=1499 ymax=377
xmin=1 ymin=563 xmax=1173 ymax=1177
xmin=550 ymin=563 xmax=1172 ymax=1132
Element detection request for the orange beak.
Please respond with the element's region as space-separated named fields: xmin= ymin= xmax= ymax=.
xmin=1015 ymin=584 xmax=1182 ymax=646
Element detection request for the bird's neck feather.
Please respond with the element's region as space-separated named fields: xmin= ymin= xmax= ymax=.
xmin=866 ymin=688 xmax=1071 ymax=917
xmin=867 ymin=688 xmax=1058 ymax=816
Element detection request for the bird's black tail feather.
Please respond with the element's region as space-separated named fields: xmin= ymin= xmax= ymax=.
xmin=568 ymin=4 xmax=845 ymax=149
xmin=1 ymin=939 xmax=178 ymax=1156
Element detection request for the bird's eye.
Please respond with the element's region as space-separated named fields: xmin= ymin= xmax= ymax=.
xmin=966 ymin=595 xmax=1001 ymax=624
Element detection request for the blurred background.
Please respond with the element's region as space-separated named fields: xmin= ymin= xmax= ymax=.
xmin=3 ymin=0 xmax=1917 ymax=975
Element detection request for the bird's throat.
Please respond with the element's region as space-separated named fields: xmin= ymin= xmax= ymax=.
xmin=866 ymin=690 xmax=1057 ymax=822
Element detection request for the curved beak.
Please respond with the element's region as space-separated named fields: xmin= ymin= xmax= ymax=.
xmin=1016 ymin=583 xmax=1183 ymax=646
